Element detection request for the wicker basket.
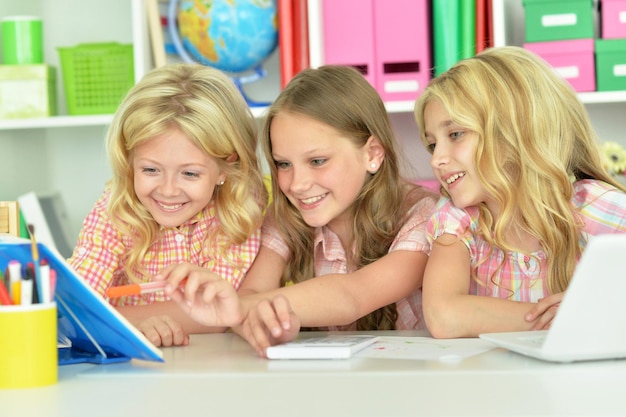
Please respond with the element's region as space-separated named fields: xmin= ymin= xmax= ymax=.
xmin=58 ymin=42 xmax=134 ymax=115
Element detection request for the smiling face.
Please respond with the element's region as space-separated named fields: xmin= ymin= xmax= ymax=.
xmin=132 ymin=127 xmax=226 ymax=228
xmin=423 ymin=99 xmax=498 ymax=215
xmin=270 ymin=111 xmax=382 ymax=236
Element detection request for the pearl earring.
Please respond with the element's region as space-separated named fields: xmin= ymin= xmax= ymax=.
xmin=370 ymin=163 xmax=376 ymax=169
xmin=219 ymin=180 xmax=225 ymax=186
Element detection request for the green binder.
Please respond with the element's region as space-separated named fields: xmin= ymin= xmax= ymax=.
xmin=433 ymin=0 xmax=476 ymax=76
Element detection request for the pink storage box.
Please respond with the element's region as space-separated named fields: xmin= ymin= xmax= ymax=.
xmin=523 ymin=39 xmax=596 ymax=92
xmin=322 ymin=0 xmax=376 ymax=87
xmin=601 ymin=0 xmax=626 ymax=38
xmin=372 ymin=0 xmax=431 ymax=101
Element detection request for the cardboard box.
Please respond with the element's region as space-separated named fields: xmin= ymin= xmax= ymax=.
xmin=523 ymin=0 xmax=595 ymax=42
xmin=600 ymin=0 xmax=626 ymax=38
xmin=524 ymin=39 xmax=596 ymax=92
xmin=0 ymin=64 xmax=57 ymax=118
xmin=595 ymin=38 xmax=626 ymax=91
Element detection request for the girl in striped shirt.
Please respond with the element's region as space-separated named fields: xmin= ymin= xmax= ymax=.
xmin=414 ymin=46 xmax=626 ymax=338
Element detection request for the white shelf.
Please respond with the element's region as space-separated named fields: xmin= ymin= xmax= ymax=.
xmin=578 ymin=91 xmax=626 ymax=104
xmin=0 ymin=107 xmax=271 ymax=131
xmin=385 ymin=101 xmax=416 ymax=114
xmin=0 ymin=115 xmax=114 ymax=130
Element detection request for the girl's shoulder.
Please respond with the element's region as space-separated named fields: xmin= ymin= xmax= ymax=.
xmin=574 ymin=179 xmax=626 ymax=232
xmin=573 ymin=179 xmax=626 ymax=207
xmin=427 ymin=196 xmax=480 ymax=240
xmin=433 ymin=196 xmax=479 ymax=220
xmin=405 ymin=186 xmax=439 ymax=217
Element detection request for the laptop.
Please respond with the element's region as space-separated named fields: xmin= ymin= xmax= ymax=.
xmin=479 ymin=233 xmax=626 ymax=363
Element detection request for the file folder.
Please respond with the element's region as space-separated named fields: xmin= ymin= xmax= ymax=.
xmin=373 ymin=0 xmax=431 ymax=101
xmin=432 ymin=0 xmax=462 ymax=76
xmin=321 ymin=0 xmax=376 ymax=87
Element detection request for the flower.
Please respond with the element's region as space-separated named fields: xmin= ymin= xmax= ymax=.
xmin=600 ymin=141 xmax=626 ymax=176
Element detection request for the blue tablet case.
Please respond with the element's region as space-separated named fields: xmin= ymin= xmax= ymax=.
xmin=0 ymin=235 xmax=164 ymax=365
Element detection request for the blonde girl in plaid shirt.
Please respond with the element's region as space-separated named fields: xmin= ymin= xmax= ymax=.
xmin=160 ymin=65 xmax=438 ymax=357
xmin=68 ymin=64 xmax=266 ymax=347
xmin=414 ymin=46 xmax=626 ymax=339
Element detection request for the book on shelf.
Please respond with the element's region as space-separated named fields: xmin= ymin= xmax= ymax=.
xmin=278 ymin=0 xmax=309 ymax=89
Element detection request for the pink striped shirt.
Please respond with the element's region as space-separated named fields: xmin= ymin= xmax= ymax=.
xmin=69 ymin=190 xmax=261 ymax=306
xmin=262 ymin=196 xmax=437 ymax=330
xmin=427 ymin=180 xmax=626 ymax=301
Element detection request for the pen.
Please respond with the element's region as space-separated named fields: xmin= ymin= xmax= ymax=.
xmin=39 ymin=259 xmax=51 ymax=303
xmin=106 ymin=279 xmax=186 ymax=299
xmin=21 ymin=267 xmax=33 ymax=306
xmin=0 ymin=277 xmax=12 ymax=305
xmin=8 ymin=260 xmax=21 ymax=304
xmin=26 ymin=263 xmax=39 ymax=304
xmin=49 ymin=268 xmax=57 ymax=300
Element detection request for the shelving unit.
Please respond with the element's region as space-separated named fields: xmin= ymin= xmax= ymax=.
xmin=493 ymin=0 xmax=626 ymax=105
xmin=0 ymin=0 xmax=135 ymax=242
xmin=2 ymin=0 xmax=624 ymax=242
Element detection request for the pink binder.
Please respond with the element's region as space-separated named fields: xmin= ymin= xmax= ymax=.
xmin=321 ymin=0 xmax=376 ymax=87
xmin=373 ymin=0 xmax=431 ymax=101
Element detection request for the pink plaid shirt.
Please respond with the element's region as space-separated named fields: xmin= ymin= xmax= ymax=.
xmin=69 ymin=190 xmax=261 ymax=306
xmin=262 ymin=196 xmax=437 ymax=330
xmin=427 ymin=180 xmax=626 ymax=301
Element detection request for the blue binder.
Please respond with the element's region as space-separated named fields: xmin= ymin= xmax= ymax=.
xmin=0 ymin=235 xmax=164 ymax=365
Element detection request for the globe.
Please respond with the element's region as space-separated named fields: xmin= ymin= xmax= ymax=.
xmin=168 ymin=0 xmax=278 ymax=106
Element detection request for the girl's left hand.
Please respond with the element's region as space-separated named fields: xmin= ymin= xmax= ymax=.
xmin=156 ymin=263 xmax=244 ymax=328
xmin=524 ymin=292 xmax=565 ymax=330
xmin=135 ymin=315 xmax=189 ymax=347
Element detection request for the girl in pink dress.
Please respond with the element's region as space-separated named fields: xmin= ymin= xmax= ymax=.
xmin=159 ymin=65 xmax=438 ymax=356
xmin=414 ymin=46 xmax=626 ymax=338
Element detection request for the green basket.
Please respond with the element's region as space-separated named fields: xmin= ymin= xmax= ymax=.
xmin=58 ymin=42 xmax=134 ymax=115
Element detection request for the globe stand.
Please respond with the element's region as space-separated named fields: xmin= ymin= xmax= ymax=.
xmin=230 ymin=66 xmax=272 ymax=108
xmin=167 ymin=0 xmax=274 ymax=107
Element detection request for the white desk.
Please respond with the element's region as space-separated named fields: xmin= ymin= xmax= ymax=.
xmin=2 ymin=331 xmax=626 ymax=417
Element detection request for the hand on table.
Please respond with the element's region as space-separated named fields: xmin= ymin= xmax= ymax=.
xmin=525 ymin=292 xmax=564 ymax=330
xmin=135 ymin=315 xmax=189 ymax=347
xmin=239 ymin=295 xmax=301 ymax=358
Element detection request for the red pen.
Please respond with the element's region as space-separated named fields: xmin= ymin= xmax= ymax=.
xmin=0 ymin=277 xmax=13 ymax=305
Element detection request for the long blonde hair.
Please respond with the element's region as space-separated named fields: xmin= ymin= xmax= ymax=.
xmin=263 ymin=65 xmax=432 ymax=330
xmin=106 ymin=64 xmax=266 ymax=282
xmin=415 ymin=46 xmax=625 ymax=293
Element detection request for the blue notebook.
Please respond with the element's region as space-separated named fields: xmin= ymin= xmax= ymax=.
xmin=0 ymin=235 xmax=163 ymax=365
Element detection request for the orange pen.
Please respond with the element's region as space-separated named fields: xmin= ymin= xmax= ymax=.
xmin=106 ymin=279 xmax=187 ymax=299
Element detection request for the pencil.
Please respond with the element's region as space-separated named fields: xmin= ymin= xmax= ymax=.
xmin=27 ymin=224 xmax=43 ymax=302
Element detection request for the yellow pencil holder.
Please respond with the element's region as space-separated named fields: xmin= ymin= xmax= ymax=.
xmin=0 ymin=302 xmax=57 ymax=389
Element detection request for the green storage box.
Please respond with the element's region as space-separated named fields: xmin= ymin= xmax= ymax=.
xmin=523 ymin=0 xmax=594 ymax=42
xmin=0 ymin=64 xmax=57 ymax=119
xmin=595 ymin=38 xmax=626 ymax=92
xmin=58 ymin=42 xmax=134 ymax=115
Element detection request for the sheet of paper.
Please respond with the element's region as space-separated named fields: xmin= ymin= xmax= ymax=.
xmin=356 ymin=336 xmax=496 ymax=361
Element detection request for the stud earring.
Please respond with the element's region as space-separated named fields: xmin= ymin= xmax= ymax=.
xmin=218 ymin=180 xmax=225 ymax=186
xmin=370 ymin=163 xmax=376 ymax=169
